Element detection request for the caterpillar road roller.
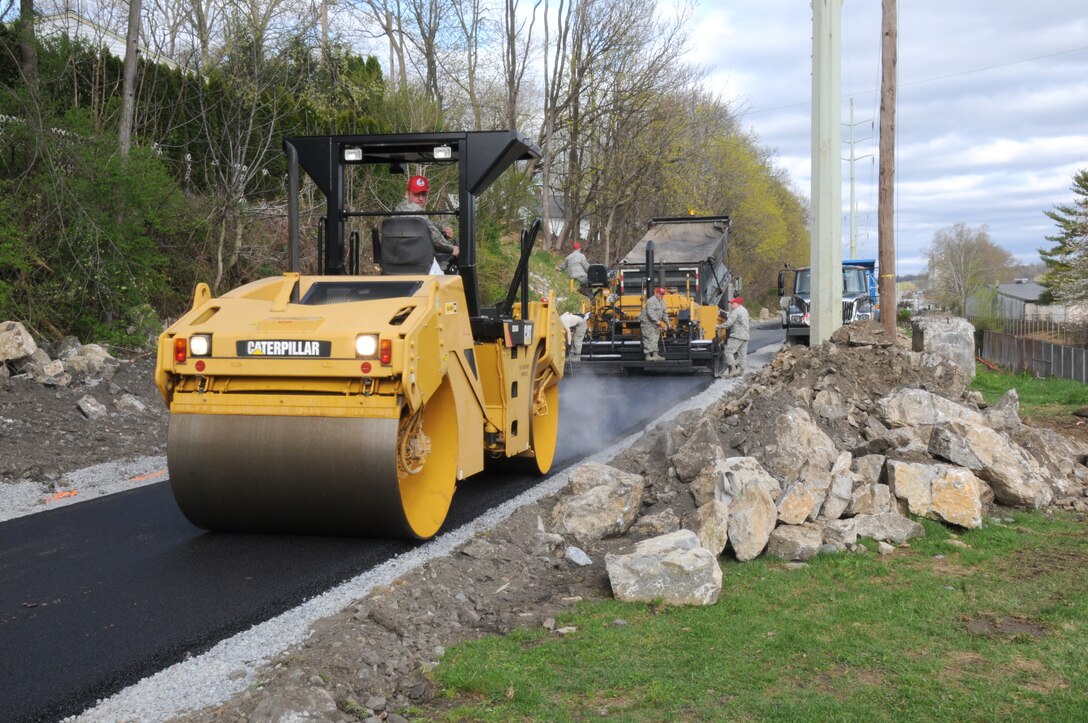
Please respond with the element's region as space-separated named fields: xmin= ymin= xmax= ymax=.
xmin=575 ymin=216 xmax=741 ymax=375
xmin=155 ymin=131 xmax=565 ymax=539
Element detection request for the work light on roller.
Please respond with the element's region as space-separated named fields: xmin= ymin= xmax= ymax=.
xmin=355 ymin=334 xmax=379 ymax=357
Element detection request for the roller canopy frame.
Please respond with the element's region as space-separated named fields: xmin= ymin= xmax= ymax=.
xmin=283 ymin=131 xmax=541 ymax=320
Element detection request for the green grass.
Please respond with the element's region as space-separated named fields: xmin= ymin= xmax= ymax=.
xmin=970 ymin=365 xmax=1088 ymax=417
xmin=416 ymin=513 xmax=1088 ymax=721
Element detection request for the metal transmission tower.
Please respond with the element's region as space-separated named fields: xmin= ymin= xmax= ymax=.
xmin=843 ymin=97 xmax=873 ymax=259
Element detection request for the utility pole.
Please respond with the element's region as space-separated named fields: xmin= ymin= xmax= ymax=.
xmin=843 ymin=97 xmax=873 ymax=259
xmin=811 ymin=0 xmax=843 ymax=346
xmin=879 ymin=0 xmax=898 ymax=336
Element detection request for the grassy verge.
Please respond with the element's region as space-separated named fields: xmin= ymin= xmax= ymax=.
xmin=970 ymin=365 xmax=1088 ymax=418
xmin=477 ymin=238 xmax=580 ymax=313
xmin=418 ymin=513 xmax=1088 ymax=721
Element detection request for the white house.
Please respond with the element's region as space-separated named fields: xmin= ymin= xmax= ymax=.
xmin=36 ymin=10 xmax=179 ymax=71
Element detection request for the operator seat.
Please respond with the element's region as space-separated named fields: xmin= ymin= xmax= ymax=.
xmin=379 ymin=217 xmax=434 ymax=275
xmin=586 ymin=263 xmax=609 ymax=288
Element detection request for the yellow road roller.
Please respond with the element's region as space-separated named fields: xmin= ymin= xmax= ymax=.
xmin=155 ymin=131 xmax=565 ymax=538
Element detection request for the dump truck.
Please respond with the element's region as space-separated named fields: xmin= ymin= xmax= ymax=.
xmin=777 ymin=261 xmax=877 ymax=343
xmin=575 ymin=216 xmax=740 ymax=375
xmin=155 ymin=131 xmax=565 ymax=539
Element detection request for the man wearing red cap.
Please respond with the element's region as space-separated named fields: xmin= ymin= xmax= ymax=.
xmin=395 ymin=175 xmax=459 ymax=266
xmin=718 ymin=296 xmax=750 ymax=376
xmin=639 ymin=286 xmax=669 ymax=361
xmin=556 ymin=241 xmax=590 ymax=296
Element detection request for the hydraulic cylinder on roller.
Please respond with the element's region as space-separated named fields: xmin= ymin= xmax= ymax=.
xmin=155 ymin=132 xmax=565 ymax=539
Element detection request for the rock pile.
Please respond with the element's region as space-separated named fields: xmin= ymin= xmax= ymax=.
xmin=0 ymin=321 xmax=122 ymax=393
xmin=0 ymin=320 xmax=165 ymax=486
xmin=587 ymin=320 xmax=1088 ymax=604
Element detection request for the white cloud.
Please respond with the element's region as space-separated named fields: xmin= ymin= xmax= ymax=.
xmin=688 ymin=0 xmax=1088 ymax=276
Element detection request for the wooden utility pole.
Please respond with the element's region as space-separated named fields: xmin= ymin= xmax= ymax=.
xmin=878 ymin=0 xmax=898 ymax=336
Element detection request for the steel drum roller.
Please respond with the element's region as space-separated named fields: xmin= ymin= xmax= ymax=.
xmin=168 ymin=408 xmax=458 ymax=538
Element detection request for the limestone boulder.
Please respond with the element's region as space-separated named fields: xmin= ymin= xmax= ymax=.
xmin=1014 ymin=424 xmax=1088 ymax=497
xmin=872 ymin=388 xmax=984 ymax=437
xmin=670 ymin=417 xmax=724 ymax=482
xmin=764 ymin=407 xmax=838 ymax=483
xmin=984 ymin=389 xmax=1022 ymax=434
xmin=799 ymin=463 xmax=833 ymax=521
xmin=690 ymin=454 xmax=781 ymax=508
xmin=0 ymin=321 xmax=37 ymax=362
xmin=818 ymin=518 xmax=859 ymax=553
xmin=682 ymin=499 xmax=731 ymax=557
xmin=35 ymin=359 xmax=71 ymax=387
xmin=819 ymin=471 xmax=854 ymax=521
xmin=852 ymin=513 xmax=926 ymax=543
xmin=911 ymin=316 xmax=975 ymax=376
xmin=886 ymin=460 xmax=984 ymax=529
xmin=605 ymin=530 xmax=722 ymax=606
xmin=777 ymin=481 xmax=818 ymax=525
xmin=928 ymin=423 xmax=1053 ymax=509
xmin=766 ymin=524 xmax=823 ymax=561
xmin=65 ymin=343 xmax=120 ymax=380
xmin=728 ymin=484 xmax=777 ymax=562
xmin=812 ymin=389 xmax=850 ymax=422
xmin=851 ymin=454 xmax=886 ymax=485
xmin=78 ymin=394 xmax=108 ymax=421
xmin=845 ymin=481 xmax=896 ymax=516
xmin=551 ymin=462 xmax=645 ymax=543
xmin=629 ymin=508 xmax=681 ymax=538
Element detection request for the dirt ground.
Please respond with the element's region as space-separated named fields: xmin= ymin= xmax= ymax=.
xmin=0 ymin=353 xmax=167 ymax=487
xmin=1021 ymin=414 xmax=1088 ymax=448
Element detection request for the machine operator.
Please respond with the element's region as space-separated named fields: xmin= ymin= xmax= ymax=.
xmin=395 ymin=175 xmax=459 ymax=269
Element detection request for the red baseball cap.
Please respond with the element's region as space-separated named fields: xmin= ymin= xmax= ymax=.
xmin=573 ymin=242 xmax=581 ymax=250
xmin=731 ymin=296 xmax=744 ymax=305
xmin=655 ymin=287 xmax=666 ymax=295
xmin=408 ymin=175 xmax=429 ymax=193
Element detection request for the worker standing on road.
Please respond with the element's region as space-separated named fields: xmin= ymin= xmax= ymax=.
xmin=559 ymin=311 xmax=588 ymax=358
xmin=639 ymin=287 xmax=668 ymax=361
xmin=394 ymin=175 xmax=459 ymax=265
xmin=719 ymin=296 xmax=750 ymax=376
xmin=557 ymin=242 xmax=591 ymax=296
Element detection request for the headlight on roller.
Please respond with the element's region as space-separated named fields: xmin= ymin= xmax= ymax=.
xmin=355 ymin=334 xmax=379 ymax=358
xmin=189 ymin=334 xmax=212 ymax=356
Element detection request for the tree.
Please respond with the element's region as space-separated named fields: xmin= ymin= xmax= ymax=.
xmin=1040 ymin=169 xmax=1088 ymax=301
xmin=118 ymin=0 xmax=143 ymax=156
xmin=924 ymin=223 xmax=1013 ymax=315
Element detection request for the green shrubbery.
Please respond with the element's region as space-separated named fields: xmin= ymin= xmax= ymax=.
xmin=0 ymin=124 xmax=201 ymax=345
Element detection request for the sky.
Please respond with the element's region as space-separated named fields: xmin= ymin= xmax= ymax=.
xmin=682 ymin=0 xmax=1088 ymax=276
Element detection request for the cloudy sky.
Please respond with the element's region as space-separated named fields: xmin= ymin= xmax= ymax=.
xmin=683 ymin=0 xmax=1088 ymax=275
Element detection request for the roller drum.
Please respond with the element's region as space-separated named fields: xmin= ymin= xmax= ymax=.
xmin=168 ymin=414 xmax=422 ymax=538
